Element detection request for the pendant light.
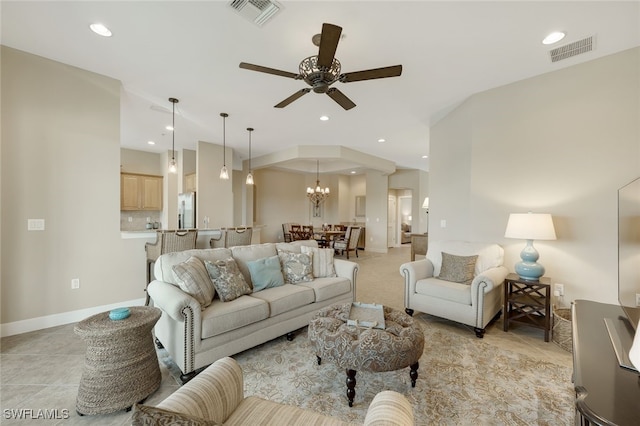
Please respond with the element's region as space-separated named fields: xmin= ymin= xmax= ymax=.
xmin=168 ymin=97 xmax=179 ymax=173
xmin=219 ymin=112 xmax=229 ymax=180
xmin=246 ymin=127 xmax=254 ymax=185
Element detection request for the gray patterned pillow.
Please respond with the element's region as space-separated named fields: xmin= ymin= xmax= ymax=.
xmin=437 ymin=252 xmax=478 ymax=285
xmin=204 ymin=258 xmax=251 ymax=302
xmin=172 ymin=256 xmax=215 ymax=309
xmin=277 ymin=250 xmax=314 ymax=284
xmin=132 ymin=403 xmax=220 ymax=425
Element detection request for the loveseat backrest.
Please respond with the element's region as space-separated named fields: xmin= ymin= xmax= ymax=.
xmin=427 ymin=241 xmax=504 ymax=277
xmin=230 ymin=243 xmax=278 ymax=288
xmin=154 ymin=248 xmax=233 ymax=285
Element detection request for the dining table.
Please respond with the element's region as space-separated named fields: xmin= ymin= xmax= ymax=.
xmin=314 ymin=229 xmax=346 ymax=248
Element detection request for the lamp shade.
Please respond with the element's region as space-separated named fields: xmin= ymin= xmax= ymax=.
xmin=422 ymin=197 xmax=429 ymax=209
xmin=504 ymin=213 xmax=556 ymax=240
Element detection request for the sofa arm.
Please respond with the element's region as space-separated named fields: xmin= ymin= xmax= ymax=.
xmin=334 ymin=258 xmax=359 ymax=286
xmin=363 ymin=390 xmax=414 ymax=426
xmin=156 ymin=357 xmax=244 ymax=423
xmin=147 ymin=280 xmax=201 ymax=322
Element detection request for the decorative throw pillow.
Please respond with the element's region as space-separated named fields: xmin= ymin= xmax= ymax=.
xmin=204 ymin=258 xmax=251 ymax=302
xmin=247 ymin=255 xmax=285 ymax=292
xmin=132 ymin=403 xmax=221 ymax=426
xmin=437 ymin=252 xmax=478 ymax=285
xmin=172 ymin=256 xmax=215 ymax=309
xmin=277 ymin=250 xmax=314 ymax=284
xmin=301 ymin=246 xmax=336 ymax=278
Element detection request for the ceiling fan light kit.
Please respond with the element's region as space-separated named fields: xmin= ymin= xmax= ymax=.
xmin=239 ymin=23 xmax=403 ymax=110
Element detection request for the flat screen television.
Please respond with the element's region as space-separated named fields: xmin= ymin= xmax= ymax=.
xmin=605 ymin=177 xmax=640 ymax=372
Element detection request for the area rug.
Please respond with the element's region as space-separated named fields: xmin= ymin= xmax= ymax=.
xmin=160 ymin=314 xmax=574 ymax=425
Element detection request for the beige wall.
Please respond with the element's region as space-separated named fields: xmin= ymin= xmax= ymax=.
xmin=1 ymin=46 xmax=151 ymax=328
xmin=196 ymin=141 xmax=233 ymax=229
xmin=431 ymin=47 xmax=640 ymax=305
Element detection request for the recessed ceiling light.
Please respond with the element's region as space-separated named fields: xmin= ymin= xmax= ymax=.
xmin=378 ymin=138 xmax=385 ymax=143
xmin=320 ymin=115 xmax=329 ymax=121
xmin=350 ymin=171 xmax=356 ymax=174
xmin=166 ymin=125 xmax=174 ymax=131
xmin=422 ymin=155 xmax=428 ymax=159
xmin=542 ymin=31 xmax=565 ymax=45
xmin=147 ymin=141 xmax=155 ymax=145
xmin=89 ymin=23 xmax=112 ymax=37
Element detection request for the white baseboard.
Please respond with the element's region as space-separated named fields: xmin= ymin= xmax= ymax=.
xmin=0 ymin=298 xmax=146 ymax=337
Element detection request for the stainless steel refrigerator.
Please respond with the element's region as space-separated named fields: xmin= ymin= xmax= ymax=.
xmin=178 ymin=192 xmax=196 ymax=229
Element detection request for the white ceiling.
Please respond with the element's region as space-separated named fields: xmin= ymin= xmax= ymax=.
xmin=2 ymin=1 xmax=639 ymax=174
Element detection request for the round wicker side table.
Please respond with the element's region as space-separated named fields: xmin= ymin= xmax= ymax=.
xmin=74 ymin=306 xmax=162 ymax=415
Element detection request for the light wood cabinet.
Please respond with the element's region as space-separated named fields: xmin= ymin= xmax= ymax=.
xmin=121 ymin=173 xmax=163 ymax=211
xmin=184 ymin=173 xmax=196 ymax=193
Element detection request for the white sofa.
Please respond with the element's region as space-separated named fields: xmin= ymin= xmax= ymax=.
xmin=133 ymin=357 xmax=414 ymax=425
xmin=399 ymin=240 xmax=508 ymax=338
xmin=148 ymin=240 xmax=357 ymax=382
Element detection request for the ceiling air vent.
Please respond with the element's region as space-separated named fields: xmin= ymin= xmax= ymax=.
xmin=549 ymin=35 xmax=595 ymax=63
xmin=228 ymin=0 xmax=282 ymax=27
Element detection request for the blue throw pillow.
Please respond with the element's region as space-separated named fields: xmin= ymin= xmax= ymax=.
xmin=247 ymin=255 xmax=285 ymax=292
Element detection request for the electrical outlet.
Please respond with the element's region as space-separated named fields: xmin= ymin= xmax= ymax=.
xmin=555 ymin=283 xmax=564 ymax=297
xmin=71 ymin=278 xmax=80 ymax=289
xmin=636 ymin=293 xmax=640 ymax=307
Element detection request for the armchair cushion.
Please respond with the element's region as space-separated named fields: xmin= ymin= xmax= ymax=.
xmin=205 ymin=258 xmax=251 ymax=302
xmin=172 ymin=256 xmax=215 ymax=309
xmin=132 ymin=403 xmax=220 ymax=426
xmin=437 ymin=252 xmax=478 ymax=285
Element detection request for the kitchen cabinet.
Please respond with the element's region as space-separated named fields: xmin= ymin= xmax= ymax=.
xmin=121 ymin=173 xmax=163 ymax=211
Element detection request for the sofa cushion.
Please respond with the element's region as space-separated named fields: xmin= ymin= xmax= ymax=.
xmin=205 ymin=258 xmax=252 ymax=302
xmin=230 ymin=244 xmax=278 ymax=288
xmin=275 ymin=240 xmax=318 ymax=254
xmin=201 ymin=296 xmax=269 ymax=339
xmin=172 ymin=256 xmax=215 ymax=309
xmin=277 ymin=251 xmax=314 ymax=284
xmin=437 ymin=252 xmax=478 ymax=285
xmin=427 ymin=241 xmax=504 ymax=276
xmin=298 ymin=277 xmax=351 ymax=302
xmin=132 ymin=403 xmax=220 ymax=426
xmin=155 ymin=248 xmax=232 ymax=285
xmin=301 ymin=246 xmax=337 ymax=278
xmin=247 ymin=255 xmax=285 ymax=291
xmin=225 ymin=396 xmax=348 ymax=426
xmin=248 ymin=284 xmax=315 ymax=317
xmin=415 ymin=277 xmax=472 ymax=305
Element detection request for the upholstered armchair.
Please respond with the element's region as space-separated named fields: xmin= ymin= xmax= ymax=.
xmin=332 ymin=227 xmax=362 ymax=259
xmin=399 ymin=240 xmax=508 ymax=338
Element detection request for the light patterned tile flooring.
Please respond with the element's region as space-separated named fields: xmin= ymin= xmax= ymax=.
xmin=0 ymin=246 xmax=572 ymax=424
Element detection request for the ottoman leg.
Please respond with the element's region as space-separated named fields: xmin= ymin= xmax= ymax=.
xmin=346 ymin=369 xmax=357 ymax=407
xmin=410 ymin=362 xmax=419 ymax=387
xmin=317 ymin=356 xmax=322 ymax=365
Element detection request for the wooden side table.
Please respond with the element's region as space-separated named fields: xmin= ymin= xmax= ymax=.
xmin=74 ymin=306 xmax=162 ymax=415
xmin=503 ymin=273 xmax=552 ymax=341
xmin=410 ymin=233 xmax=428 ymax=261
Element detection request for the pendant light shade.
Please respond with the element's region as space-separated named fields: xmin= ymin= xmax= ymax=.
xmin=219 ymin=112 xmax=229 ymax=180
xmin=168 ymin=97 xmax=179 ymax=173
xmin=246 ymin=127 xmax=254 ymax=185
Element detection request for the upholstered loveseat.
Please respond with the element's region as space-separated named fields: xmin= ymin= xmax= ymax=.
xmin=400 ymin=240 xmax=508 ymax=338
xmin=132 ymin=357 xmax=414 ymax=425
xmin=148 ymin=240 xmax=357 ymax=382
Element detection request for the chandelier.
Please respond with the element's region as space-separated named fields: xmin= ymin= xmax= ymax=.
xmin=307 ymin=160 xmax=330 ymax=207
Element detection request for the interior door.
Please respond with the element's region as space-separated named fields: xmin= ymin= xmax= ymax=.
xmin=388 ymin=195 xmax=396 ymax=247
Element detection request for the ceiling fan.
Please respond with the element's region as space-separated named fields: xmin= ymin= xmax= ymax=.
xmin=239 ymin=23 xmax=402 ymax=110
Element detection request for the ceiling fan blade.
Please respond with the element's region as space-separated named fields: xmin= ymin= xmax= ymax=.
xmin=274 ymin=88 xmax=311 ymax=108
xmin=326 ymin=88 xmax=356 ymax=110
xmin=239 ymin=62 xmax=299 ymax=79
xmin=340 ymin=65 xmax=403 ymax=83
xmin=317 ymin=23 xmax=342 ymax=69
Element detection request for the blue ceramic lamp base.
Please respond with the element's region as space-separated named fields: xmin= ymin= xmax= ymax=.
xmin=515 ymin=240 xmax=545 ymax=281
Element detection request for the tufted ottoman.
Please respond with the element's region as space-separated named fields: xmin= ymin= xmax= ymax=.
xmin=309 ymin=303 xmax=424 ymax=407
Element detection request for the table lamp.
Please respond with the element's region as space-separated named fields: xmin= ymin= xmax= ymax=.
xmin=504 ymin=212 xmax=556 ymax=280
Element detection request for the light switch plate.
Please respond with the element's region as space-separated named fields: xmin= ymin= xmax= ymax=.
xmin=27 ymin=219 xmax=45 ymax=231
